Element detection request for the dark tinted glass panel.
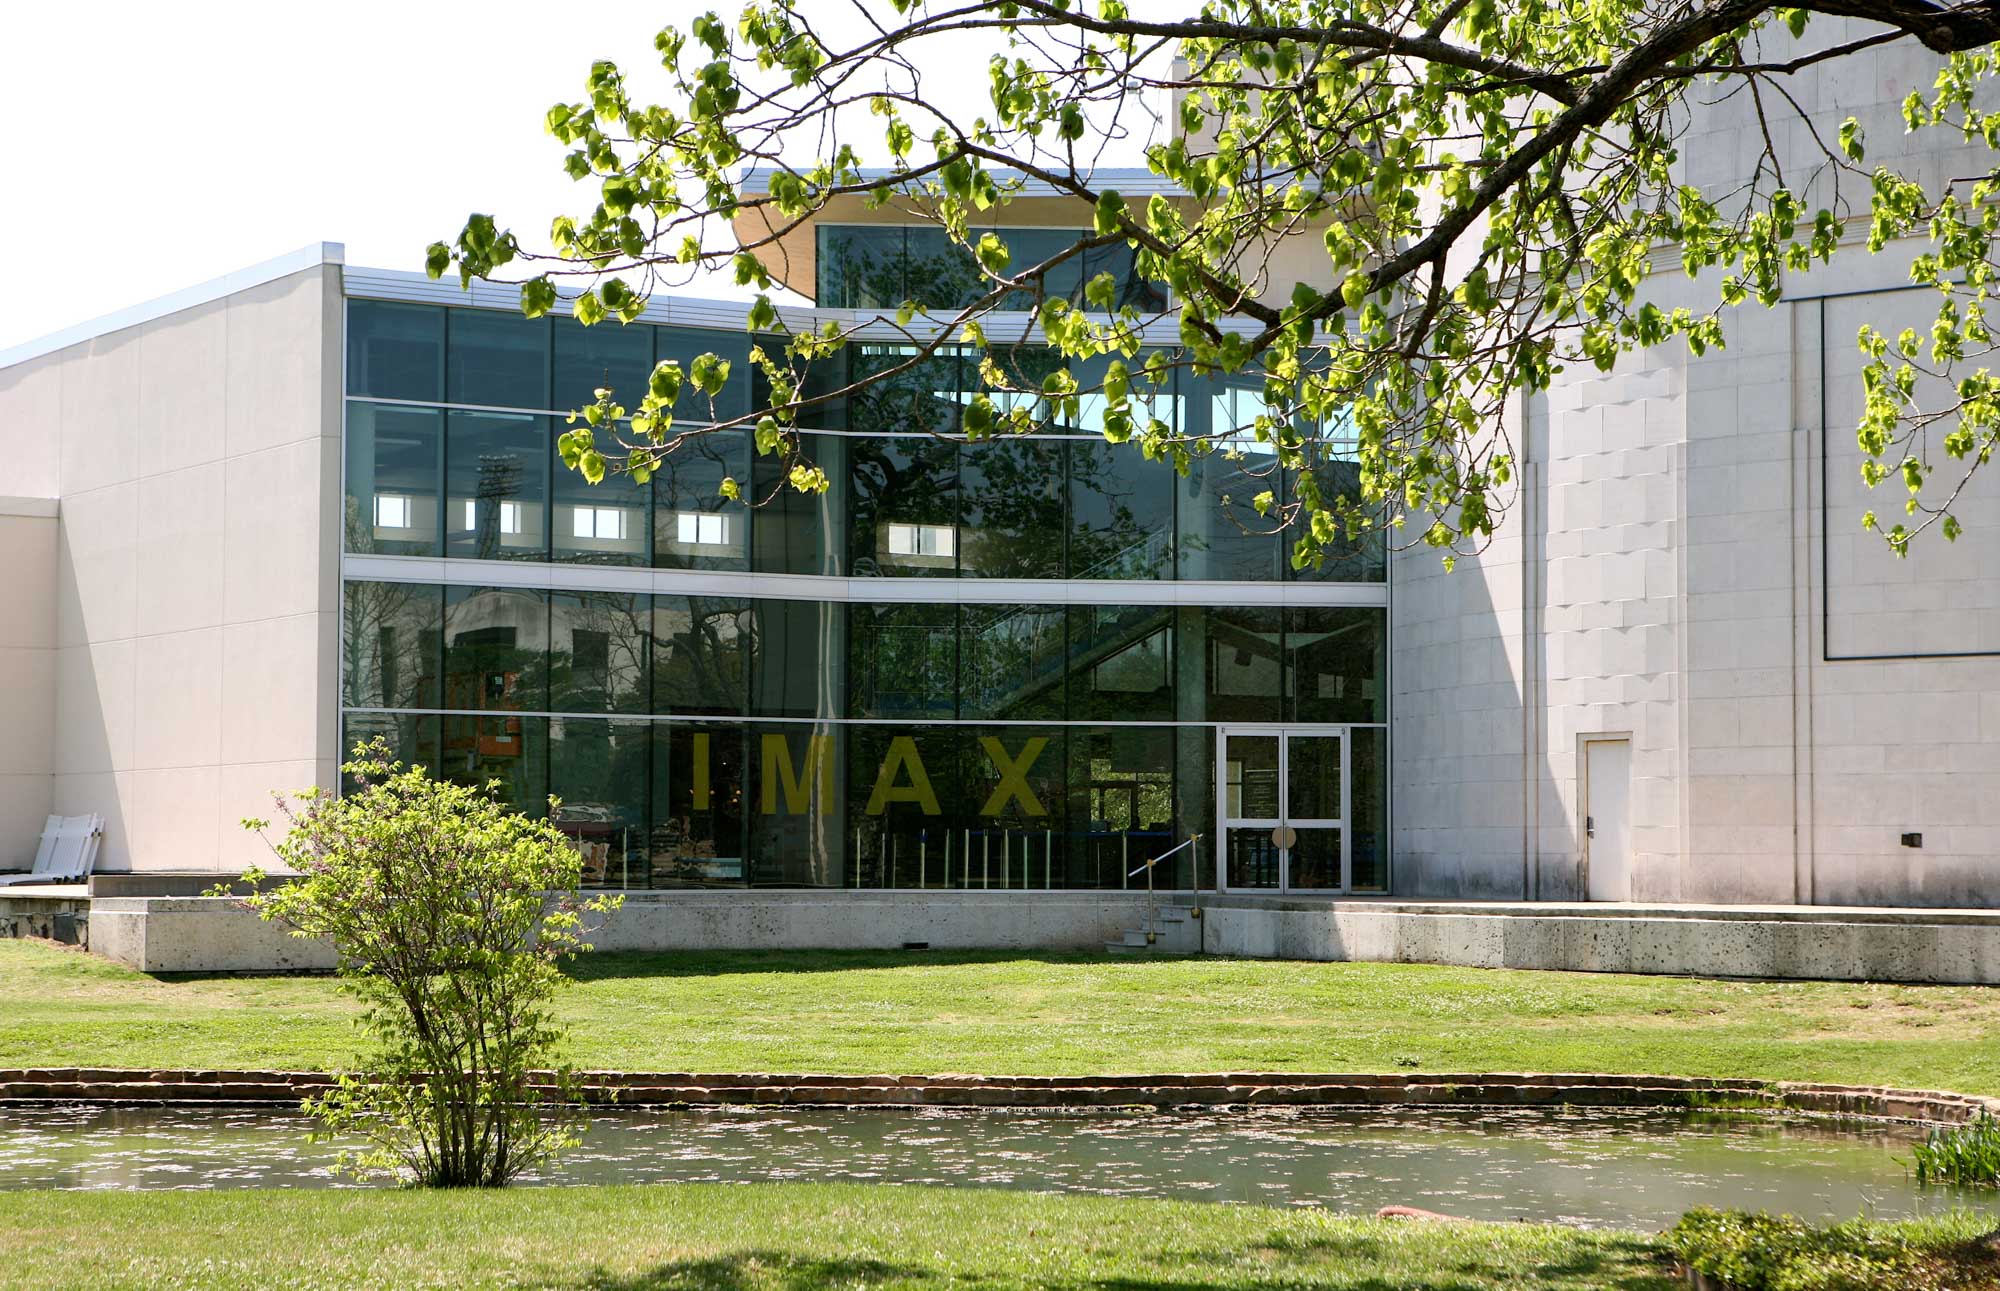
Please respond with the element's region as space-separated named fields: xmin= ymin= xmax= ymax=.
xmin=343 ymin=581 xmax=442 ymax=710
xmin=552 ymin=318 xmax=653 ymax=414
xmin=816 ymin=225 xmax=906 ymax=309
xmin=347 ymin=300 xmax=442 ymax=401
xmin=549 ymin=717 xmax=650 ymax=888
xmin=1086 ymin=241 xmax=1168 ymax=311
xmin=447 ymin=309 xmax=550 ymax=410
xmin=1286 ymin=606 xmax=1386 ymax=724
xmin=960 ymin=603 xmax=1064 ymax=721
xmin=1289 ymin=827 xmax=1343 ymax=890
xmin=1175 ymin=727 xmax=1217 ymax=888
xmin=1350 ymin=725 xmax=1388 ymax=892
xmin=340 ymin=712 xmax=440 ymax=788
xmin=1180 ymin=605 xmax=1282 ymax=723
xmin=552 ymin=450 xmax=649 ymax=566
xmin=1067 ymin=439 xmax=1173 ymax=579
xmin=846 ymin=726 xmax=958 ymax=888
xmin=901 ymin=227 xmax=987 ymax=311
xmin=1176 ymin=368 xmax=1283 ymax=580
xmin=550 ymin=591 xmax=649 ymax=714
xmin=1068 ymin=604 xmax=1172 ymax=721
xmin=752 ymin=432 xmax=847 ymax=574
xmin=654 ymin=596 xmax=750 ymax=716
xmin=849 ymin=604 xmax=956 ymax=719
xmin=959 ymin=727 xmax=1064 ymax=889
xmin=959 ymin=437 xmax=1064 ymax=579
xmin=848 ymin=435 xmax=958 ymax=577
xmin=443 ymin=586 xmax=549 ymax=713
xmin=748 ymin=723 xmax=845 ymax=885
xmin=1287 ymin=732 xmax=1342 ymax=820
xmin=439 ymin=714 xmax=547 ymax=817
xmin=651 ymin=722 xmax=747 ymax=886
xmin=750 ymin=599 xmax=846 ymax=718
xmin=654 ymin=431 xmax=749 ymax=570
xmin=344 ymin=404 xmax=442 ymax=556
xmin=1288 ymin=426 xmax=1387 ymax=582
xmin=445 ymin=411 xmax=549 ymax=560
xmin=1068 ymin=727 xmax=1176 ymax=888
xmin=991 ymin=227 xmax=1087 ymax=309
xmin=657 ymin=328 xmax=753 ymax=424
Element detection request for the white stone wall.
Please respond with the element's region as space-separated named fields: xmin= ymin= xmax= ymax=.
xmin=0 ymin=265 xmax=344 ymax=872
xmin=1391 ymin=23 xmax=2000 ymax=908
xmin=0 ymin=500 xmax=57 ymax=868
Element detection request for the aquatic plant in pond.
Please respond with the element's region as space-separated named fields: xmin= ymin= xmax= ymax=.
xmin=1911 ymin=1111 xmax=2000 ymax=1188
xmin=229 ymin=739 xmax=620 ymax=1188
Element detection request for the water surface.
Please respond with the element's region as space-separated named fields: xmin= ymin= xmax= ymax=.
xmin=1 ymin=1103 xmax=1991 ymax=1230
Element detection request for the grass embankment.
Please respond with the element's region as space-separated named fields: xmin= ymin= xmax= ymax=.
xmin=0 ymin=1183 xmax=1677 ymax=1290
xmin=5 ymin=939 xmax=2000 ymax=1091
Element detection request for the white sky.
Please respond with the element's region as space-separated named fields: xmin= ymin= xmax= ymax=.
xmin=0 ymin=1 xmax=1167 ymax=353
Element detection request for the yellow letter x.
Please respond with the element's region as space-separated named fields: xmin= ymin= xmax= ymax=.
xmin=978 ymin=736 xmax=1047 ymax=816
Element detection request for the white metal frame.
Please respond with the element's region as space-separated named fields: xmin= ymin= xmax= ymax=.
xmin=1214 ymin=724 xmax=1352 ymax=894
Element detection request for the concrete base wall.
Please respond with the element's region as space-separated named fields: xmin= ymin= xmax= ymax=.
xmin=1198 ymin=899 xmax=2000 ymax=985
xmin=89 ymin=891 xmax=1164 ymax=973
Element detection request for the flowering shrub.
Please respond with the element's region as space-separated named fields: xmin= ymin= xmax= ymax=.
xmin=233 ymin=739 xmax=620 ymax=1187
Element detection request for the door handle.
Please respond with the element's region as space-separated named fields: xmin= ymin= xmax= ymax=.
xmin=1586 ymin=815 xmax=1594 ymax=839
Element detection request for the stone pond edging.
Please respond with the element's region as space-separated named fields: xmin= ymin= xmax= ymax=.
xmin=0 ymin=1069 xmax=1993 ymax=1125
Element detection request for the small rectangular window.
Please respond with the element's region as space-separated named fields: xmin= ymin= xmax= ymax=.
xmin=374 ymin=494 xmax=414 ymax=530
xmin=885 ymin=522 xmax=955 ymax=558
xmin=464 ymin=499 xmax=524 ymax=535
xmin=571 ymin=506 xmax=631 ymax=541
xmin=674 ymin=511 xmax=733 ymax=547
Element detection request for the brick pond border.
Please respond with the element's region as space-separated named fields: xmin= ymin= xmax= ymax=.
xmin=0 ymin=1070 xmax=1994 ymax=1125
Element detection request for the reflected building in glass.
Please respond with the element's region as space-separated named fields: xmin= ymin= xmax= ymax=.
xmin=334 ymin=186 xmax=1390 ymax=897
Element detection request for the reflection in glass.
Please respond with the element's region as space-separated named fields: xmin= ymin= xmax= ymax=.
xmin=654 ymin=431 xmax=749 ymax=570
xmin=1286 ymin=606 xmax=1386 ymax=723
xmin=1067 ymin=727 xmax=1173 ymax=888
xmin=1175 ymin=368 xmax=1284 ymax=580
xmin=847 ymin=726 xmax=958 ymax=888
xmin=748 ymin=723 xmax=845 ymax=886
xmin=447 ymin=309 xmax=549 ymax=411
xmin=752 ymin=432 xmax=847 ymax=575
xmin=551 ymin=591 xmax=649 ymax=714
xmin=549 ymin=717 xmax=649 ymax=888
xmin=657 ymin=328 xmax=752 ymax=424
xmin=1289 ymin=827 xmax=1342 ymax=889
xmin=553 ymin=318 xmax=653 ymax=416
xmin=340 ymin=712 xmax=440 ymax=786
xmin=901 ymin=228 xmax=987 ymax=311
xmin=816 ymin=225 xmax=907 ymax=309
xmin=654 ymin=596 xmax=751 ymax=716
xmin=1287 ymin=733 xmax=1342 ymax=820
xmin=958 ymin=727 xmax=1063 ymax=889
xmin=651 ymin=723 xmax=746 ymax=886
xmin=751 ymin=600 xmax=846 ymax=718
xmin=347 ymin=300 xmax=443 ymax=401
xmin=443 ymin=586 xmax=549 ymax=713
xmin=1175 ymin=727 xmax=1217 ymax=889
xmin=1224 ymin=828 xmax=1281 ymax=889
xmin=343 ymin=581 xmax=442 ymax=711
xmin=440 ymin=714 xmax=548 ymax=819
xmin=553 ymin=451 xmax=649 ymax=566
xmin=1181 ymin=606 xmax=1283 ymax=723
xmin=1289 ymin=422 xmax=1386 ymax=582
xmin=990 ymin=227 xmax=1087 ymax=309
xmin=1224 ymin=733 xmax=1280 ymax=820
xmin=959 ymin=437 xmax=1063 ymax=579
xmin=344 ymin=404 xmax=442 ymax=556
xmin=446 ymin=411 xmax=549 ymax=560
xmin=1068 ymin=604 xmax=1172 ymax=721
xmin=850 ymin=604 xmax=956 ymax=719
xmin=1067 ymin=439 xmax=1174 ymax=579
xmin=847 ymin=397 xmax=959 ymax=577
xmin=960 ymin=604 xmax=1065 ymax=721
xmin=1350 ymin=726 xmax=1387 ymax=892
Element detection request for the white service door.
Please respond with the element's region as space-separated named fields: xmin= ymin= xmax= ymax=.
xmin=1585 ymin=739 xmax=1632 ymax=901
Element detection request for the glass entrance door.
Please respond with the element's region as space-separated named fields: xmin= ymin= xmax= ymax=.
xmin=1217 ymin=726 xmax=1349 ymax=893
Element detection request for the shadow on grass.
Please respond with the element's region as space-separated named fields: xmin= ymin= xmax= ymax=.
xmin=563 ymin=1252 xmax=931 ymax=1290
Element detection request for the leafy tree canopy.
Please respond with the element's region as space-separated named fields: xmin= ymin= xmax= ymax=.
xmin=432 ymin=0 xmax=2000 ymax=563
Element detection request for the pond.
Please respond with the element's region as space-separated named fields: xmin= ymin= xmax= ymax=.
xmin=1 ymin=1102 xmax=1993 ymax=1230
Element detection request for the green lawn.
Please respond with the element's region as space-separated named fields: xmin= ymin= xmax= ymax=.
xmin=5 ymin=939 xmax=2000 ymax=1091
xmin=0 ymin=1183 xmax=1676 ymax=1290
